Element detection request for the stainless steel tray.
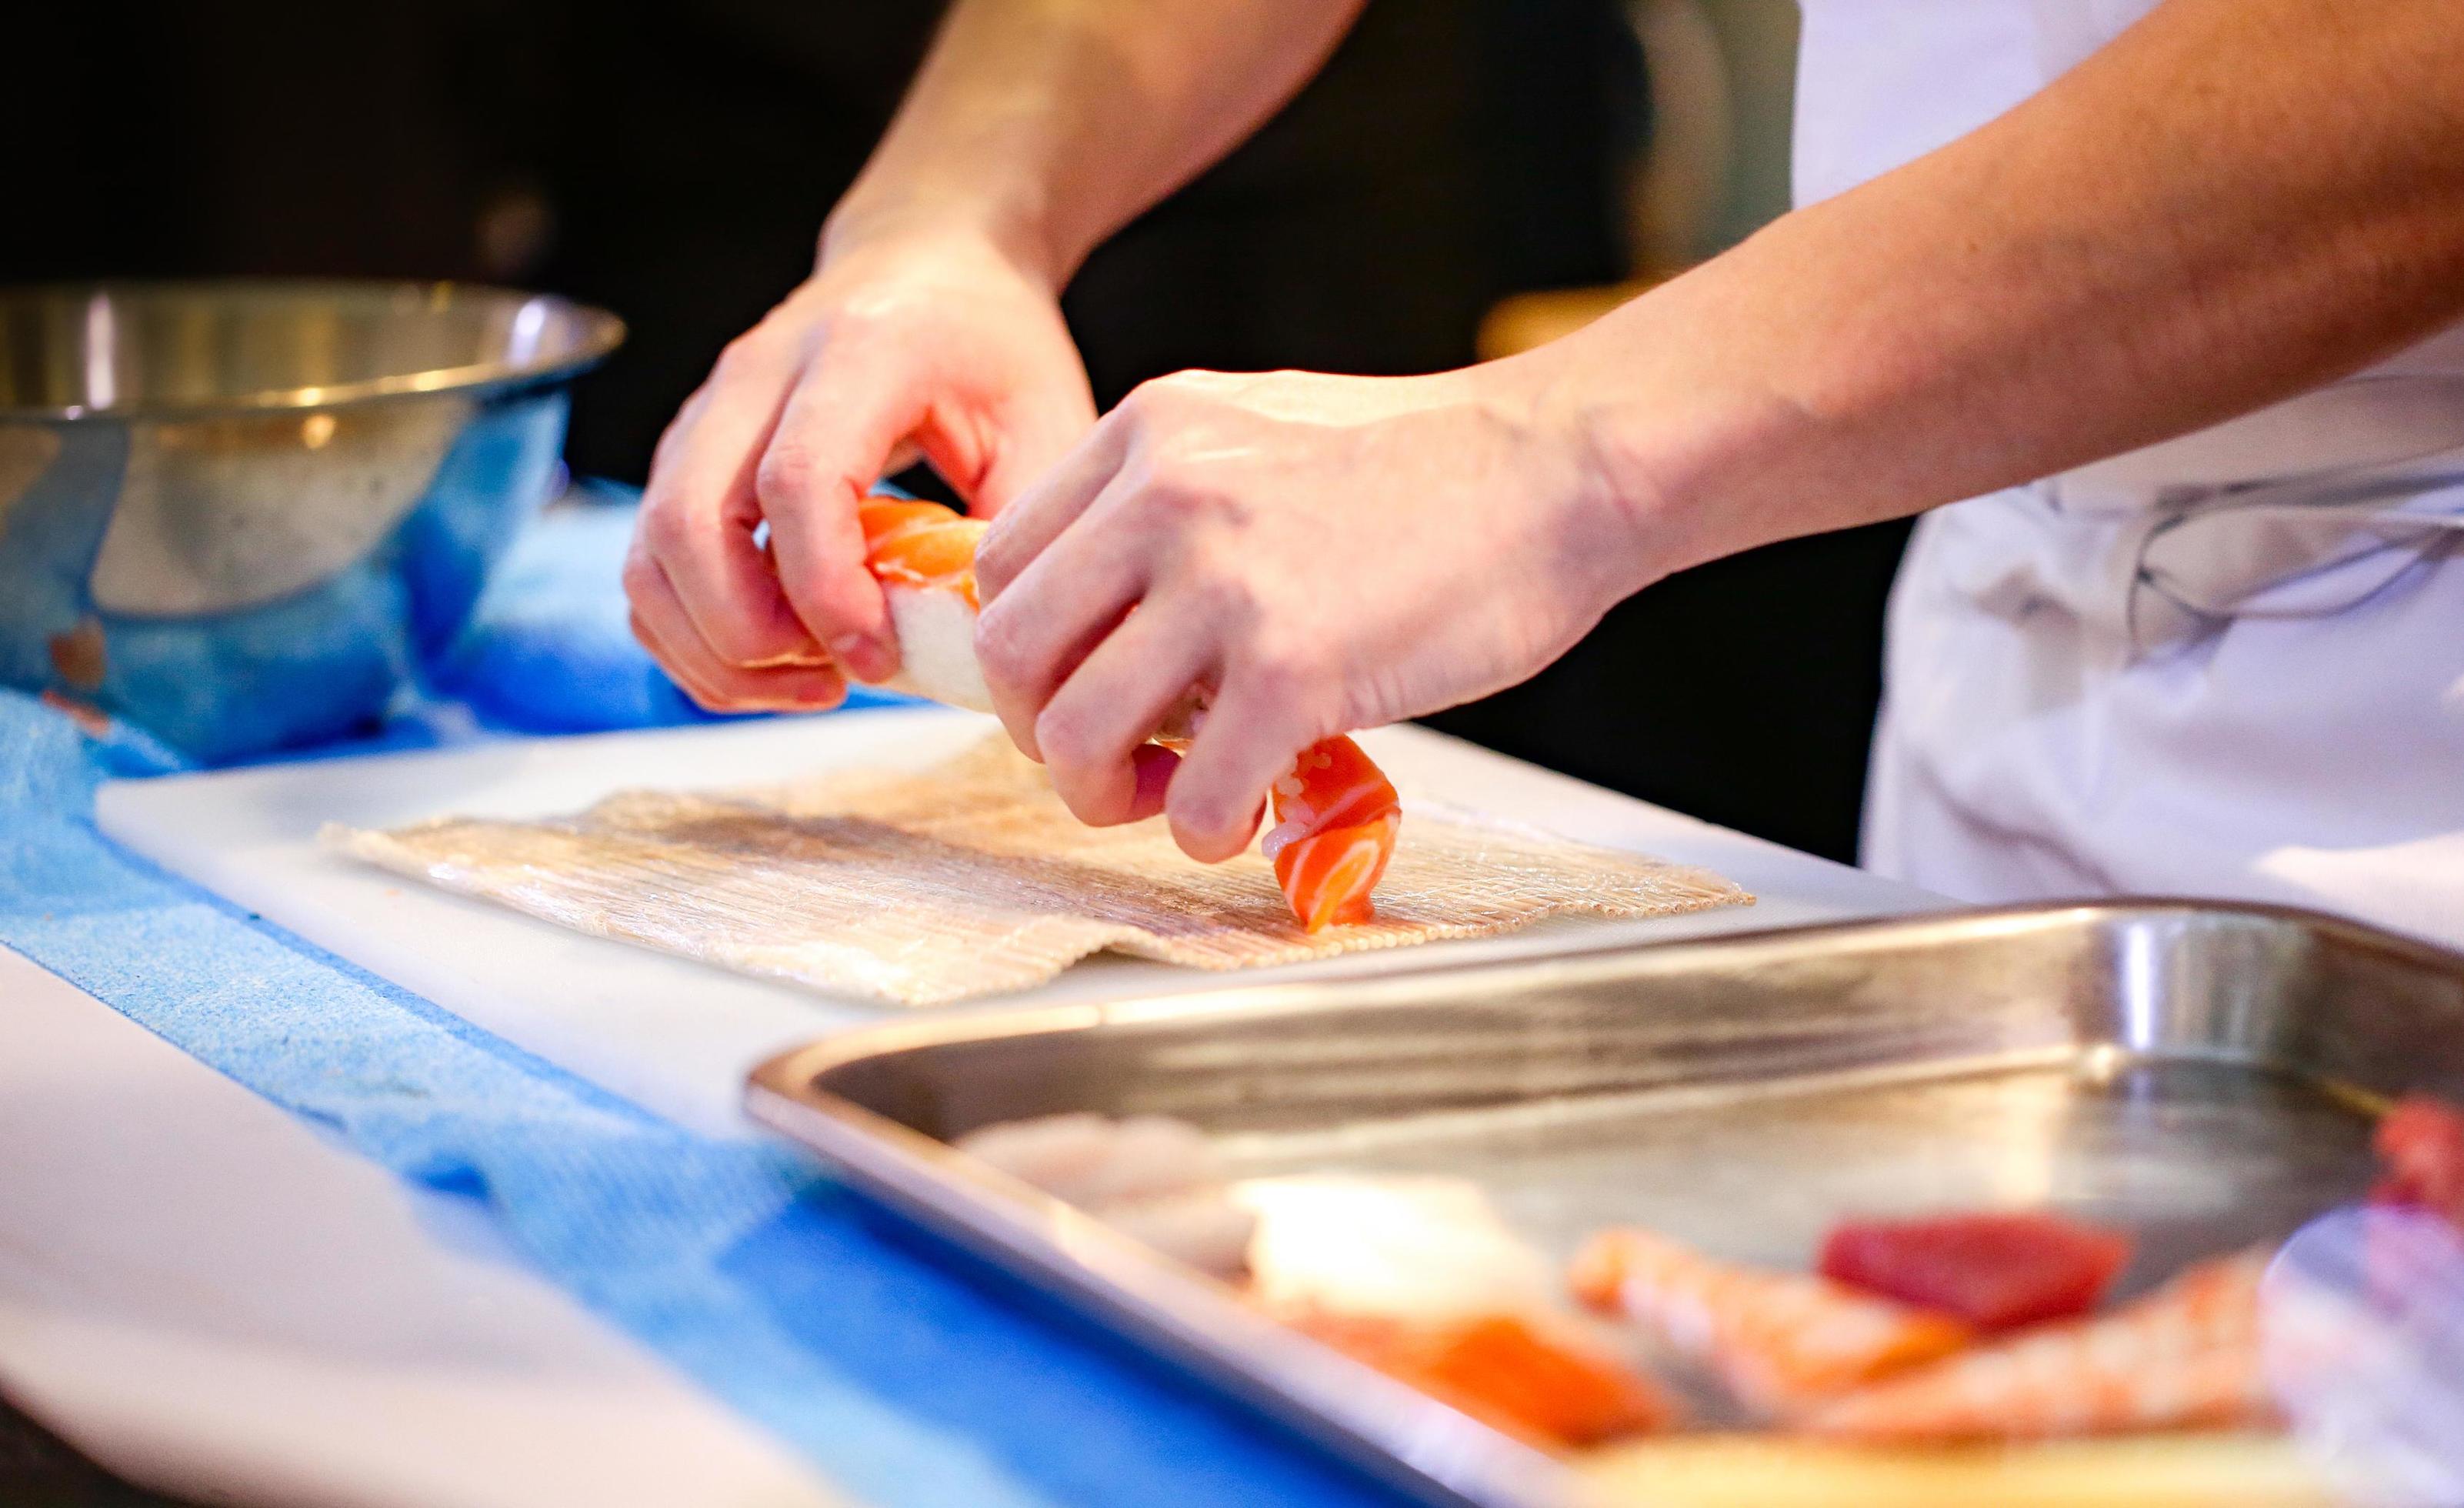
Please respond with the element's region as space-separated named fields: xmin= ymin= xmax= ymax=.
xmin=746 ymin=902 xmax=2464 ymax=1506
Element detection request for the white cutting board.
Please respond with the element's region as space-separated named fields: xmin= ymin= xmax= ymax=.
xmin=98 ymin=709 xmax=1948 ymax=1139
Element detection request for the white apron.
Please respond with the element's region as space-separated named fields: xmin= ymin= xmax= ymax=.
xmin=1798 ymin=0 xmax=2464 ymax=947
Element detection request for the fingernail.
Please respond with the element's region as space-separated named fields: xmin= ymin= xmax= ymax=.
xmin=742 ymin=647 xmax=833 ymax=670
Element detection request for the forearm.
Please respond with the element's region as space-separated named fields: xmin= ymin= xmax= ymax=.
xmin=828 ymin=0 xmax=1368 ymax=287
xmin=1554 ymin=0 xmax=2464 ymax=578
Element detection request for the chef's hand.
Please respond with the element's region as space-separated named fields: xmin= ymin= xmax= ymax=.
xmin=625 ymin=229 xmax=1095 ymax=711
xmin=972 ymin=363 xmax=1662 ymax=862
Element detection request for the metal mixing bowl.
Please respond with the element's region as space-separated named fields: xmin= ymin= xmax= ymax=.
xmin=0 ymin=279 xmax=624 ymax=760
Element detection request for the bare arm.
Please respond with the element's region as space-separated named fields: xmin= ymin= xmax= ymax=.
xmin=624 ymin=0 xmax=1364 ymax=707
xmin=975 ymin=0 xmax=2464 ymax=858
xmin=1574 ymin=0 xmax=2464 ymax=575
xmin=835 ymin=0 xmax=1369 ymax=285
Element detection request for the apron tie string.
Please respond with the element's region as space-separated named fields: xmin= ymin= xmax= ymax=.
xmin=2123 ymin=459 xmax=2464 ymax=658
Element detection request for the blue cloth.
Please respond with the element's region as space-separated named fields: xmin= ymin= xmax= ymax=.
xmin=294 ymin=483 xmax=904 ymax=762
xmin=0 ymin=502 xmax=1405 ymax=1507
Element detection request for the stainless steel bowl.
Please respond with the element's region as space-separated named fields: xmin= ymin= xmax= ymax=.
xmin=0 ymin=279 xmax=624 ymax=759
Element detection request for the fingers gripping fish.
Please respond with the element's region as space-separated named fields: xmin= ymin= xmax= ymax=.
xmin=854 ymin=497 xmax=1401 ymax=931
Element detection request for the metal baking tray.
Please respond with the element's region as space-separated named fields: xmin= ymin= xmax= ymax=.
xmin=746 ymin=902 xmax=2464 ymax=1506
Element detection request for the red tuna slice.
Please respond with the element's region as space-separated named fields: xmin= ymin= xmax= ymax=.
xmin=1819 ymin=1212 xmax=2134 ymax=1333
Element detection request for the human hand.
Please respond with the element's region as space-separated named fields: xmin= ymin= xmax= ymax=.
xmin=971 ymin=361 xmax=1660 ymax=862
xmin=624 ymin=228 xmax=1095 ymax=711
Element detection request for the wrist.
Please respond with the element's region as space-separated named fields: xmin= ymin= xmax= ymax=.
xmin=1530 ymin=292 xmax=1816 ymax=593
xmin=1485 ymin=332 xmax=1700 ymax=612
xmin=820 ymin=184 xmax=1069 ymax=296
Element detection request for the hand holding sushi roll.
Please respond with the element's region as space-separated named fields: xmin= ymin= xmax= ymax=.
xmin=971 ymin=361 xmax=1652 ymax=862
xmin=624 ymin=228 xmax=1093 ymax=712
xmin=622 ymin=0 xmax=1362 ymax=716
xmin=855 ymin=495 xmax=1403 ymax=927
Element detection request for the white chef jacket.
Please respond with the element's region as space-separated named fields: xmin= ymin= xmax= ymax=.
xmin=1801 ymin=0 xmax=2464 ymax=946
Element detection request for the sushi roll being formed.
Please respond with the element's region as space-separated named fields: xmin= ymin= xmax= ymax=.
xmin=853 ymin=496 xmax=1402 ymax=932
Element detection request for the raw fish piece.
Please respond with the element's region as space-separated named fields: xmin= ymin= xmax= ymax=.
xmin=1280 ymin=1306 xmax=1675 ymax=1449
xmin=1802 ymin=1253 xmax=2276 ymax=1443
xmin=1818 ymin=1212 xmax=2132 ymax=1332
xmin=1264 ymin=736 xmax=1401 ymax=932
xmin=1100 ymin=1187 xmax=1259 ymax=1279
xmin=1241 ymin=1174 xmax=1561 ymax=1324
xmin=1571 ymin=1227 xmax=1970 ymax=1415
xmin=955 ymin=1112 xmax=1254 ymax=1277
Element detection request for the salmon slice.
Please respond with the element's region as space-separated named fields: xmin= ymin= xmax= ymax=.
xmin=1263 ymin=735 xmax=1402 ymax=931
xmin=859 ymin=498 xmax=986 ymax=606
xmin=1570 ymin=1228 xmax=1972 ymax=1416
xmin=1800 ymin=1252 xmax=2277 ymax=1443
xmin=855 ymin=496 xmax=958 ymax=550
xmin=1279 ymin=1306 xmax=1676 ymax=1450
xmin=848 ymin=495 xmax=1404 ymax=930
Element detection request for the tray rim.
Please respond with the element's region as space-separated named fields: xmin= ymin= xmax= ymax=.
xmin=743 ymin=897 xmax=2463 ymax=1507
xmin=749 ymin=896 xmax=2462 ymax=1103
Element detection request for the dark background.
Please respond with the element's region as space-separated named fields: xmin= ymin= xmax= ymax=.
xmin=12 ymin=0 xmax=1908 ymax=865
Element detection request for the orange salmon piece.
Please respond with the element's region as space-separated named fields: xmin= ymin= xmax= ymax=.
xmin=871 ymin=517 xmax=987 ymax=605
xmin=855 ymin=496 xmax=959 ymax=552
xmin=856 ymin=498 xmax=988 ymax=606
xmin=1263 ymin=735 xmax=1402 ymax=931
xmin=1285 ymin=1308 xmax=1675 ymax=1450
xmin=1571 ymin=1228 xmax=1972 ymax=1416
xmin=1273 ymin=816 xmax=1399 ymax=931
xmin=1801 ymin=1252 xmax=2276 ymax=1443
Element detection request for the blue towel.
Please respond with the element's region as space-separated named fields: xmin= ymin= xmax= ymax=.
xmin=292 ymin=483 xmax=905 ymax=759
xmin=0 ymin=499 xmax=1407 ymax=1506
